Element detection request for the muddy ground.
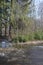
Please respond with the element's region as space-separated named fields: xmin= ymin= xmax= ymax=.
xmin=0 ymin=43 xmax=43 ymax=65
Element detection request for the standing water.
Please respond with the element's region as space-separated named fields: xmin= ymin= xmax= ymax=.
xmin=0 ymin=41 xmax=43 ymax=65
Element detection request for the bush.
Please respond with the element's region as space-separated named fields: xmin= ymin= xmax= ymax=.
xmin=12 ymin=31 xmax=43 ymax=43
xmin=12 ymin=37 xmax=18 ymax=43
xmin=28 ymin=33 xmax=34 ymax=41
xmin=12 ymin=35 xmax=27 ymax=43
xmin=18 ymin=36 xmax=27 ymax=42
xmin=18 ymin=36 xmax=23 ymax=42
xmin=40 ymin=32 xmax=43 ymax=40
xmin=34 ymin=32 xmax=41 ymax=40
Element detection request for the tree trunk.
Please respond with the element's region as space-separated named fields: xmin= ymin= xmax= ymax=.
xmin=0 ymin=21 xmax=2 ymax=37
xmin=5 ymin=22 xmax=7 ymax=37
xmin=9 ymin=23 xmax=12 ymax=38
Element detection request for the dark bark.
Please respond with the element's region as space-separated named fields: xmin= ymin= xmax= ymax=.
xmin=5 ymin=22 xmax=7 ymax=37
xmin=9 ymin=23 xmax=12 ymax=38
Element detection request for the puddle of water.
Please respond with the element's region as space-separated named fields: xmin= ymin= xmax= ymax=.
xmin=36 ymin=46 xmax=43 ymax=48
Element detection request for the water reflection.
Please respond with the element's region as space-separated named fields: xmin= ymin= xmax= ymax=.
xmin=0 ymin=44 xmax=43 ymax=65
xmin=14 ymin=46 xmax=43 ymax=65
xmin=27 ymin=46 xmax=43 ymax=65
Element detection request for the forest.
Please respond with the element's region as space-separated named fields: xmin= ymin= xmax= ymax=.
xmin=0 ymin=0 xmax=43 ymax=43
xmin=0 ymin=1 xmax=43 ymax=65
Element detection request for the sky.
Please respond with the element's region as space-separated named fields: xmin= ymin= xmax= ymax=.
xmin=35 ymin=0 xmax=42 ymax=5
xmin=35 ymin=0 xmax=43 ymax=19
